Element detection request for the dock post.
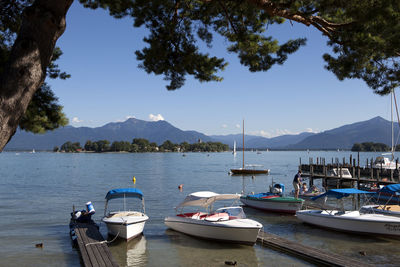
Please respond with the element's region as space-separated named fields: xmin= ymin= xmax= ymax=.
xmin=357 ymin=156 xmax=360 ymax=190
xmin=377 ymin=169 xmax=380 ymax=183
xmin=370 ymin=159 xmax=374 ymax=180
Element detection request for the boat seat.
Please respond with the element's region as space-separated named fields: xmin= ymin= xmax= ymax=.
xmin=191 ymin=212 xmax=207 ymax=219
xmin=204 ymin=212 xmax=229 ymax=222
xmin=382 ymin=205 xmax=400 ymax=211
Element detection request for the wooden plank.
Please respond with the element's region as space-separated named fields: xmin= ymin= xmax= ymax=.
xmin=257 ymin=231 xmax=372 ymax=267
xmin=71 ymin=220 xmax=119 ymax=267
xmin=74 ymin=227 xmax=92 ymax=267
xmin=78 ymin=225 xmax=104 ymax=267
xmin=75 ymin=226 xmax=100 ymax=267
xmin=84 ymin=225 xmax=116 ymax=267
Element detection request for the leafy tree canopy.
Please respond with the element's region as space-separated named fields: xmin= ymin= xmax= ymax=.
xmin=2 ymin=0 xmax=400 ymax=141
xmin=80 ymin=0 xmax=400 ymax=94
xmin=351 ymin=142 xmax=390 ymax=152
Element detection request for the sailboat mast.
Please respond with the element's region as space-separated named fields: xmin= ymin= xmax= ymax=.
xmin=392 ymin=89 xmax=394 ymax=160
xmin=242 ymin=119 xmax=245 ymax=169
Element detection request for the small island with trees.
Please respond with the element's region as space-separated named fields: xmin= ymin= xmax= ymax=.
xmin=351 ymin=142 xmax=400 ymax=152
xmin=55 ymin=138 xmax=229 ymax=153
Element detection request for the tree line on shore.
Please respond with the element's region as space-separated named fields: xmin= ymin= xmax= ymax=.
xmin=56 ymin=138 xmax=229 ymax=153
xmin=351 ymin=142 xmax=400 ymax=152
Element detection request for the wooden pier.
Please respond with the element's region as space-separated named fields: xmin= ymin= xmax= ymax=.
xmin=257 ymin=231 xmax=372 ymax=267
xmin=299 ymin=154 xmax=400 ymax=189
xmin=70 ymin=219 xmax=119 ymax=267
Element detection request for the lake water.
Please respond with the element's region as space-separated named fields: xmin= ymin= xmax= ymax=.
xmin=0 ymin=151 xmax=399 ymax=267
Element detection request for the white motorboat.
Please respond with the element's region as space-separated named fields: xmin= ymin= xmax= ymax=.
xmin=102 ymin=188 xmax=149 ymax=240
xmin=372 ymin=156 xmax=398 ymax=169
xmin=361 ymin=184 xmax=400 ymax=217
xmin=296 ymin=188 xmax=400 ymax=237
xmin=164 ymin=191 xmax=262 ymax=245
xmin=327 ymin=168 xmax=352 ymax=178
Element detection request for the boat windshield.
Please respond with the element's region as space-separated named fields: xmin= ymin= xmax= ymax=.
xmin=215 ymin=207 xmax=246 ymax=219
xmin=374 ymin=157 xmax=386 ymax=164
xmin=342 ymin=169 xmax=351 ymax=176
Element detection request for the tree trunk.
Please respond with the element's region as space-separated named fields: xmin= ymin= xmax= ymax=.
xmin=0 ymin=0 xmax=73 ymax=151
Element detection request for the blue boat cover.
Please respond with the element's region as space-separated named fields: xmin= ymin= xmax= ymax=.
xmin=312 ymin=188 xmax=374 ymax=200
xmin=378 ymin=184 xmax=400 ymax=195
xmin=105 ymin=188 xmax=143 ymax=200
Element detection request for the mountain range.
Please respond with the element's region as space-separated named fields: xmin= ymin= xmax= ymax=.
xmin=4 ymin=116 xmax=396 ymax=151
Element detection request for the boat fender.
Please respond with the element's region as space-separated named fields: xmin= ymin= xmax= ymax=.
xmin=86 ymin=201 xmax=95 ymax=214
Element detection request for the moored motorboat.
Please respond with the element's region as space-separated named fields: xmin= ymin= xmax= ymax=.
xmin=372 ymin=183 xmax=400 ymax=204
xmin=164 ymin=191 xmax=262 ymax=245
xmin=240 ymin=183 xmax=304 ymax=214
xmin=102 ymin=188 xmax=149 ymax=240
xmin=296 ymin=188 xmax=400 ymax=237
xmin=361 ymin=184 xmax=400 ymax=217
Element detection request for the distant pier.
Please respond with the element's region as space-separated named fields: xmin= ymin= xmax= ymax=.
xmin=299 ymin=154 xmax=400 ymax=189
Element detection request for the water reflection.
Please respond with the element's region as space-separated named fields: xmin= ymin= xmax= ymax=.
xmin=164 ymin=229 xmax=259 ymax=267
xmin=108 ymin=235 xmax=147 ymax=267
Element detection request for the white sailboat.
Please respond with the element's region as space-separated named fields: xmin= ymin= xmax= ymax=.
xmin=230 ymin=120 xmax=269 ymax=175
xmin=232 ymin=141 xmax=237 ymax=156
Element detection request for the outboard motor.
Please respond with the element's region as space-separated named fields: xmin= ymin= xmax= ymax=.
xmin=272 ymin=183 xmax=285 ymax=195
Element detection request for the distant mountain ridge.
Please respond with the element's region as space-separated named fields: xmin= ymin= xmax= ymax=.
xmin=289 ymin=116 xmax=397 ymax=150
xmin=210 ymin=132 xmax=315 ymax=149
xmin=5 ymin=118 xmax=212 ymax=151
xmin=4 ymin=116 xmax=395 ymax=151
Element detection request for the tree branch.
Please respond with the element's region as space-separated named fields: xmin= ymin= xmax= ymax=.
xmin=245 ymin=0 xmax=353 ymax=39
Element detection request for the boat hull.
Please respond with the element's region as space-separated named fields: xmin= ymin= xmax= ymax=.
xmin=240 ymin=196 xmax=303 ymax=214
xmin=230 ymin=169 xmax=269 ymax=175
xmin=102 ymin=212 xmax=149 ymax=240
xmin=296 ymin=210 xmax=400 ymax=236
xmin=164 ymin=216 xmax=262 ymax=245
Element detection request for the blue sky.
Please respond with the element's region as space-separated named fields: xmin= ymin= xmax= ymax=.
xmin=47 ymin=2 xmax=391 ymax=138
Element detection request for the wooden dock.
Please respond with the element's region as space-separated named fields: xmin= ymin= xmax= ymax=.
xmin=257 ymin=231 xmax=372 ymax=267
xmin=70 ymin=219 xmax=119 ymax=267
xmin=299 ymin=154 xmax=400 ymax=189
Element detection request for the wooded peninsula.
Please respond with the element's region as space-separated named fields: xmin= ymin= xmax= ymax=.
xmin=56 ymin=138 xmax=229 ymax=153
xmin=351 ymin=142 xmax=400 ymax=152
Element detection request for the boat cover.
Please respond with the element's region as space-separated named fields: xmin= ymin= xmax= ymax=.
xmin=177 ymin=191 xmax=240 ymax=208
xmin=312 ymin=188 xmax=374 ymax=200
xmin=378 ymin=184 xmax=400 ymax=195
xmin=105 ymin=188 xmax=143 ymax=200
